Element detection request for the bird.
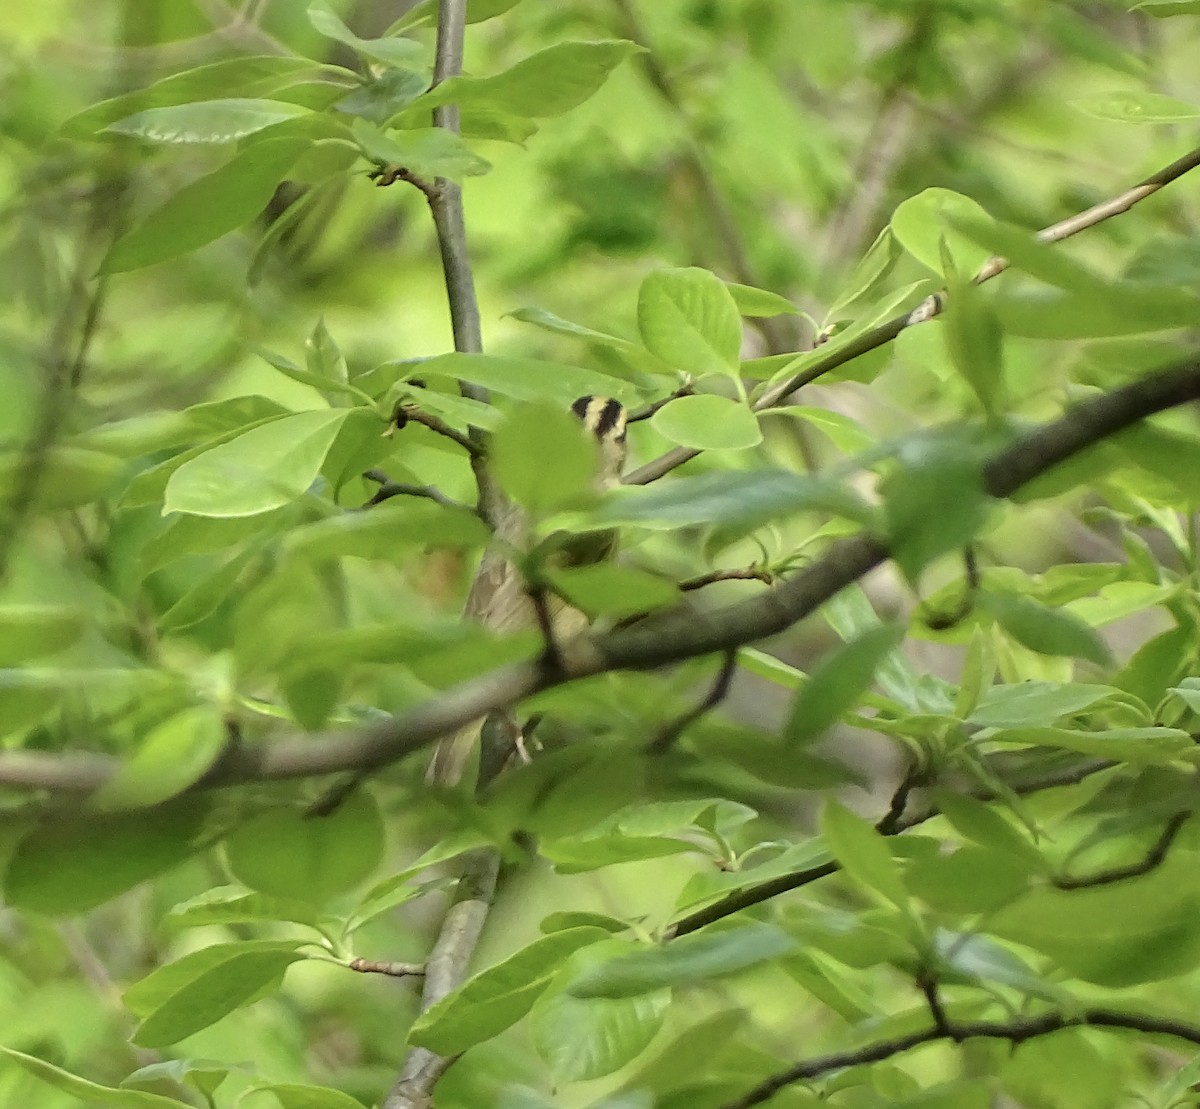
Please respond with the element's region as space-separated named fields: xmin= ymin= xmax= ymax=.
xmin=426 ymin=395 xmax=628 ymax=787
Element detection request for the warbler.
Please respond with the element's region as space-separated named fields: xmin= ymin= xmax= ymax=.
xmin=427 ymin=395 xmax=628 ymax=786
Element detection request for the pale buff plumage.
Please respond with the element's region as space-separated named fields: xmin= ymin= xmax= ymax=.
xmin=427 ymin=397 xmax=628 ymax=786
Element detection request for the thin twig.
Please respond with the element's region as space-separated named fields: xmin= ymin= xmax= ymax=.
xmin=679 ymin=567 xmax=775 ymax=592
xmin=370 ymin=164 xmax=440 ymax=205
xmin=628 ymin=382 xmax=695 ymax=422
xmin=349 ymin=958 xmax=425 ymax=978
xmin=625 ymin=141 xmax=1200 ymax=486
xmin=665 ymin=755 xmax=1113 ymax=939
xmin=922 ymin=546 xmax=980 ymax=631
xmin=917 ymin=973 xmax=955 ymax=1041
xmin=363 ymin=481 xmax=469 ymax=511
xmin=392 ymin=404 xmax=484 ymax=458
xmin=646 ymin=650 xmax=738 ymax=756
xmin=875 ymin=763 xmax=923 ymax=836
xmin=1053 ymin=811 xmax=1190 ymax=890
xmin=723 ymin=1008 xmax=1200 ymax=1108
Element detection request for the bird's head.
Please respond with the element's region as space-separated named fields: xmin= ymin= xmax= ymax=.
xmin=570 ymin=395 xmax=627 ymax=487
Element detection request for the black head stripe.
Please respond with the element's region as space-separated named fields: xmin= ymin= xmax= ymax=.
xmin=571 ymin=395 xmax=627 ymax=442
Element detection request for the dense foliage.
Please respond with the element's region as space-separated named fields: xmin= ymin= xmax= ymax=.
xmin=3 ymin=1 xmax=1200 ymax=1107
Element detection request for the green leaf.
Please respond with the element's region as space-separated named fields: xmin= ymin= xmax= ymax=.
xmin=934 ymin=931 xmax=1067 ymax=1002
xmin=491 ymin=402 xmax=598 ymax=511
xmin=771 ymin=406 xmax=875 ymax=453
xmin=0 ymin=1048 xmax=185 ymax=1108
xmin=1072 ymin=90 xmax=1200 ymax=122
xmin=5 ymin=799 xmax=206 ymax=914
xmin=0 ymin=447 xmax=124 ymax=509
xmin=307 ymin=0 xmax=425 ymax=67
xmin=248 ymin=1084 xmax=366 ymax=1109
xmin=546 ymin=564 xmax=678 ymax=618
xmin=91 ymin=706 xmax=228 ymax=810
xmin=942 ymin=280 xmax=1004 ymax=416
xmin=890 ymin=188 xmax=995 ymax=276
xmin=567 ymin=923 xmax=795 ymax=999
xmin=785 ymin=624 xmax=905 ymax=745
xmin=418 ymin=40 xmax=642 ymax=119
xmin=820 ymin=800 xmax=910 ymax=911
xmin=946 ymin=214 xmax=1111 ymax=295
xmin=0 ymin=606 xmax=84 ymax=665
xmin=158 ymin=546 xmax=262 ymax=631
xmin=531 ymin=985 xmax=669 ymax=1082
xmin=989 ymin=859 xmax=1200 ymax=986
xmin=164 ymin=409 xmax=351 ymax=517
xmin=61 ymin=56 xmax=331 ymax=138
xmin=906 ymin=846 xmax=1032 ymax=912
xmin=343 ymin=875 xmax=454 ymax=936
xmin=415 ymin=352 xmax=632 ymax=406
xmin=164 ymin=886 xmax=324 ymax=931
xmin=350 ymin=120 xmax=490 ymax=180
xmin=982 ymin=591 xmax=1111 ymax=666
xmin=587 ymin=470 xmax=872 ymax=531
xmin=223 ymin=792 xmax=385 ymax=903
xmin=409 ymin=927 xmax=611 ymax=1054
xmin=724 ymin=282 xmax=798 ymax=317
xmin=967 ymin=682 xmax=1122 ymax=727
xmin=1115 ymin=422 xmax=1200 ymax=503
xmin=637 ymin=268 xmax=743 ymax=377
xmin=334 ymin=68 xmax=429 ymax=123
xmin=542 ymin=834 xmax=697 ymax=874
xmin=995 ymin=287 xmax=1200 ymax=338
xmin=985 ymin=726 xmax=1193 ymax=764
xmin=933 ymin=792 xmax=1043 ymax=866
xmin=104 ymin=98 xmax=311 ymax=143
xmin=1134 ymin=0 xmax=1200 ymax=13
xmin=304 ymin=317 xmax=349 ymax=393
xmin=102 ymin=136 xmax=308 ymax=272
xmin=827 ymin=226 xmax=902 ymax=317
xmin=127 ymin=940 xmax=309 ymax=1047
xmin=650 ymin=395 xmax=762 ymax=450
xmin=881 ymin=433 xmax=991 ymax=582
xmin=284 ymin=503 xmax=488 ymax=562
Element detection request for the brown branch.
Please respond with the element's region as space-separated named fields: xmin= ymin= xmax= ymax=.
xmin=1053 ymin=811 xmax=1190 ymax=891
xmin=665 ymin=755 xmax=1113 ymax=939
xmin=679 ymin=567 xmax=774 ymax=592
xmin=723 ymin=1008 xmax=1200 ymax=1108
xmin=349 ymin=958 xmax=425 ymax=978
xmin=362 ymin=481 xmax=469 ymax=511
xmin=875 ymin=763 xmax=924 ymax=836
xmin=646 ymin=649 xmax=738 ymax=756
xmin=917 ymin=973 xmax=955 ymax=1041
xmin=6 ymin=359 xmax=1200 ymax=797
xmin=392 ymin=405 xmax=484 ymax=458
xmin=625 ymin=141 xmax=1200 ymax=487
xmin=628 ymin=382 xmax=695 ymax=423
xmin=371 ymin=164 xmax=441 ymax=205
xmin=384 ymin=848 xmax=498 ymax=1109
xmin=382 ymin=4 xmax=506 ymax=1105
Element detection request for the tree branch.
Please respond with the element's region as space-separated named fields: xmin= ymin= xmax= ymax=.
xmin=665 ymin=755 xmax=1114 ymax=939
xmin=5 ymin=356 xmax=1200 ymax=798
xmin=723 ymin=1008 xmax=1200 ymax=1108
xmin=646 ymin=649 xmax=738 ymax=756
xmin=1053 ymin=811 xmax=1190 ymax=890
xmin=383 ymin=848 xmax=499 ymax=1109
xmin=624 ymin=141 xmax=1200 ymax=487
